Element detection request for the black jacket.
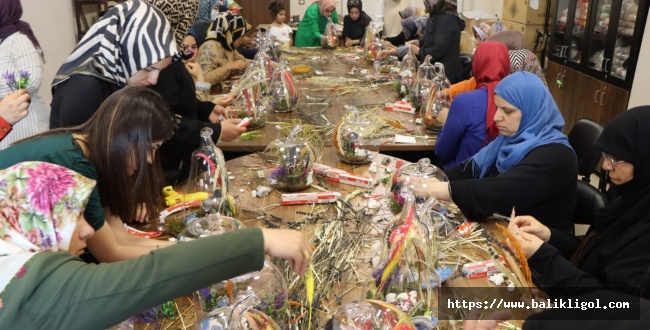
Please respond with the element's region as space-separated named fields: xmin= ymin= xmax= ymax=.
xmin=50 ymin=75 xmax=120 ymax=128
xmin=418 ymin=13 xmax=465 ymax=84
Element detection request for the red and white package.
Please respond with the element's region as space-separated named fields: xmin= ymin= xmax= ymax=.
xmin=312 ymin=163 xmax=331 ymax=176
xmin=325 ymin=168 xmax=346 ymax=183
xmin=281 ymin=192 xmax=341 ymax=205
xmin=461 ymin=257 xmax=505 ymax=279
xmin=339 ymin=172 xmax=373 ymax=188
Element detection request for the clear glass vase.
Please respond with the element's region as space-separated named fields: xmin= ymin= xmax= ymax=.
xmin=362 ymin=25 xmax=380 ymax=61
xmin=410 ymin=55 xmax=435 ymax=111
xmin=267 ymin=59 xmax=299 ymax=113
xmin=394 ymin=46 xmax=419 ymax=97
xmin=422 ymin=62 xmax=451 ymax=133
xmin=321 ymin=18 xmax=338 ymax=49
xmin=333 ymin=105 xmax=380 ymax=164
xmin=389 ymin=158 xmax=449 ymax=213
xmin=198 ymin=289 xmax=283 ymax=330
xmin=265 ymin=125 xmax=315 ymax=192
xmin=231 ymin=84 xmax=267 ymax=130
xmin=183 ymin=127 xmax=232 ymax=215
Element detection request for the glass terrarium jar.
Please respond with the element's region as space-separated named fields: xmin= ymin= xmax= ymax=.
xmin=410 ymin=55 xmax=435 ymax=111
xmin=178 ymin=213 xmax=243 ymax=242
xmin=362 ymin=25 xmax=380 ymax=60
xmin=249 ymin=49 xmax=274 ymax=95
xmin=195 ymin=259 xmax=287 ymax=317
xmin=366 ymin=40 xmax=385 ymax=62
xmin=421 ymin=62 xmax=451 ymax=133
xmin=231 ymin=84 xmax=267 ymax=130
xmin=198 ymin=290 xmax=283 ymax=330
xmin=320 ymin=300 xmax=419 ymax=330
xmin=332 ymin=105 xmax=380 ymax=164
xmin=394 ymin=46 xmax=419 ymax=97
xmin=264 ymin=125 xmax=315 ymax=192
xmin=373 ymin=187 xmax=440 ymax=311
xmin=321 ymin=18 xmax=338 ymax=49
xmin=183 ymin=127 xmax=230 ymax=214
xmin=389 ymin=158 xmax=449 ymax=213
xmin=267 ymin=59 xmax=299 ymax=113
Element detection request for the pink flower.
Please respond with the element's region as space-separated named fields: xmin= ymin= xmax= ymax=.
xmin=15 ymin=266 xmax=27 ymax=278
xmin=26 ymin=163 xmax=75 ymax=216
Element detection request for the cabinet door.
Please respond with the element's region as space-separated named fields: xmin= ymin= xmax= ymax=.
xmin=598 ymin=82 xmax=630 ymax=124
xmin=549 ymin=0 xmax=577 ymax=63
xmin=548 ymin=61 xmax=583 ymax=133
xmin=576 ymin=74 xmax=603 ymax=123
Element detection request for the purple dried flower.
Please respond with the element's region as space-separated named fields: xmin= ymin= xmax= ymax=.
xmin=3 ymin=72 xmax=16 ymax=90
xmin=19 ymin=70 xmax=29 ymax=79
xmin=268 ymin=166 xmax=287 ymax=181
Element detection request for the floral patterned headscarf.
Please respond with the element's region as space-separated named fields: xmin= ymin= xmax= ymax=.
xmin=0 ymin=162 xmax=96 ymax=293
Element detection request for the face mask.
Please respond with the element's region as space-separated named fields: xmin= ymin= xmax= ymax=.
xmin=211 ymin=8 xmax=220 ymax=22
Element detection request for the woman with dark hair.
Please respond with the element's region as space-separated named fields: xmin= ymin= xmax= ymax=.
xmin=341 ymin=0 xmax=372 ymax=47
xmin=49 ymin=0 xmax=177 ymax=129
xmin=0 ymin=87 xmax=177 ymax=262
xmin=403 ymin=72 xmax=576 ymax=233
xmin=294 ymin=0 xmax=339 ymax=47
xmin=0 ymin=161 xmax=311 ymax=329
xmin=197 ymin=10 xmax=251 ymax=84
xmin=267 ymin=1 xmax=293 ymax=48
xmin=509 ymin=106 xmax=650 ymax=299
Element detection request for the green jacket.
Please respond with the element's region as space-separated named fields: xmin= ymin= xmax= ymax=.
xmin=294 ymin=3 xmax=339 ymax=47
xmin=0 ymin=228 xmax=265 ymax=330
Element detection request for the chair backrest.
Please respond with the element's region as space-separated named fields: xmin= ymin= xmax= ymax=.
xmin=574 ymin=179 xmax=607 ymax=226
xmin=568 ymin=118 xmax=604 ymax=182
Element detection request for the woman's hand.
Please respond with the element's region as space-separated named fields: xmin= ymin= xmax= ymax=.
xmin=344 ymin=38 xmax=358 ymax=47
xmin=261 ymin=228 xmax=311 ymax=275
xmin=134 ymin=203 xmax=149 ymax=223
xmin=508 ymin=215 xmax=551 ymax=242
xmin=213 ymin=94 xmax=234 ymax=107
xmin=511 ymin=230 xmax=545 ymax=259
xmin=185 ymin=62 xmax=205 ymax=82
xmin=377 ymin=49 xmax=396 ymax=60
xmin=0 ymin=89 xmax=30 ymax=125
xmin=218 ymin=118 xmax=247 ymax=141
xmin=397 ymin=175 xmax=451 ymax=200
xmin=410 ymin=44 xmax=420 ymax=55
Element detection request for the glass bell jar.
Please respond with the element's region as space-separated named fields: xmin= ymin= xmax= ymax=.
xmin=389 ymin=158 xmax=449 ymax=213
xmin=249 ymin=47 xmax=274 ymax=95
xmin=421 ymin=62 xmax=451 ymax=133
xmin=178 ymin=213 xmax=243 ymax=242
xmin=267 ymin=59 xmax=299 ymax=113
xmin=373 ymin=186 xmax=441 ymax=313
xmin=410 ymin=55 xmax=435 ymax=111
xmin=362 ymin=25 xmax=380 ymax=61
xmin=333 ymin=105 xmax=380 ymax=164
xmin=264 ymin=125 xmax=315 ymax=192
xmin=231 ymin=83 xmax=267 ymax=130
xmin=198 ymin=290 xmax=283 ymax=330
xmin=394 ymin=46 xmax=418 ymax=97
xmin=320 ymin=299 xmax=418 ymax=330
xmin=321 ymin=18 xmax=338 ymax=49
xmin=183 ymin=127 xmax=230 ymax=215
xmin=195 ymin=259 xmax=287 ymax=317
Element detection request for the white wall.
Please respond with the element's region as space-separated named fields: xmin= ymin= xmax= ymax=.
xmin=628 ymin=18 xmax=650 ymax=109
xmin=22 ymin=0 xmax=77 ymax=105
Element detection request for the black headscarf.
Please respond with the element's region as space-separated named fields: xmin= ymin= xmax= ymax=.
xmin=343 ymin=0 xmax=371 ymax=40
xmin=577 ymin=107 xmax=650 ymax=273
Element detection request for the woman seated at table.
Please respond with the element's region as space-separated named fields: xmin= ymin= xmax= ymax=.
xmin=197 ymin=10 xmax=250 ymax=85
xmin=0 ymin=161 xmax=311 ymax=329
xmin=403 ymin=72 xmax=576 ymax=233
xmin=509 ymin=106 xmax=650 ymax=299
xmin=294 ymin=0 xmax=339 ymax=47
xmin=434 ymin=41 xmax=510 ymax=170
xmin=0 ymin=87 xmax=177 ymax=263
xmin=341 ymin=0 xmax=372 ymax=47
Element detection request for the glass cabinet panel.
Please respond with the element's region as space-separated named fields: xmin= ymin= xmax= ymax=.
xmin=551 ymin=0 xmax=574 ymax=58
xmin=585 ymin=0 xmax=611 ymax=72
xmin=568 ymin=0 xmax=590 ymax=64
xmin=611 ymin=0 xmax=640 ymax=79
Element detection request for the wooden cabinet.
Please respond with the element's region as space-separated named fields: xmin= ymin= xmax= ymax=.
xmin=503 ymin=0 xmax=551 ymax=24
xmin=547 ymin=61 xmax=582 ymax=133
xmin=547 ymin=0 xmax=647 ymax=129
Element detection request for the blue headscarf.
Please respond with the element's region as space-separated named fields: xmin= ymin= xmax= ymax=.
xmin=470 ymin=71 xmax=573 ymax=178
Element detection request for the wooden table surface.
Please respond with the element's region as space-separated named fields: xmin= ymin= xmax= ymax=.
xmin=217 ymin=48 xmax=437 ymax=154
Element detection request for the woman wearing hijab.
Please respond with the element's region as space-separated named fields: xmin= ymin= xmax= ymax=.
xmin=0 ymin=0 xmax=49 ymax=149
xmin=144 ymin=0 xmax=244 ymax=183
xmin=197 ymin=10 xmax=251 ymax=84
xmin=434 ymin=41 xmax=510 ymax=170
xmin=183 ymin=18 xmax=214 ymax=103
xmin=0 ymin=161 xmax=311 ymax=329
xmin=49 ymin=0 xmax=177 ymax=129
xmin=399 ymin=5 xmax=426 ymax=19
xmin=404 ymin=72 xmax=576 ymax=233
xmin=509 ymin=106 xmax=650 ymax=299
xmin=294 ymin=0 xmax=339 ymax=47
xmin=341 ymin=0 xmax=372 ymax=47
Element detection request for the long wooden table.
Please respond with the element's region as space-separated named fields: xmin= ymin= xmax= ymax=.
xmin=217 ymin=48 xmax=437 ymax=154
